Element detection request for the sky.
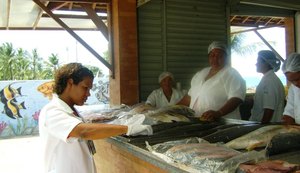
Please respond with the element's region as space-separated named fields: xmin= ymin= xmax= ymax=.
xmin=0 ymin=30 xmax=109 ymax=75
xmin=0 ymin=27 xmax=287 ymax=88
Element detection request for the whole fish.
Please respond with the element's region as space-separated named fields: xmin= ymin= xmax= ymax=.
xmin=37 ymin=81 xmax=55 ymax=100
xmin=266 ymin=132 xmax=300 ymax=156
xmin=3 ymin=98 xmax=26 ymax=119
xmin=225 ymin=125 xmax=300 ymax=150
xmin=0 ymin=84 xmax=22 ymax=103
xmin=202 ymin=123 xmax=264 ymax=143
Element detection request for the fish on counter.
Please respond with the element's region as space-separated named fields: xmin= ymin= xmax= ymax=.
xmin=266 ymin=132 xmax=300 ymax=156
xmin=202 ymin=123 xmax=264 ymax=143
xmin=225 ymin=125 xmax=300 ymax=150
xmin=147 ymin=112 xmax=191 ymax=123
xmin=237 ymin=160 xmax=300 ymax=173
xmin=166 ymin=143 xmax=240 ymax=164
xmin=145 ymin=105 xmax=196 ymax=123
xmin=164 ymin=142 xmax=240 ymax=172
xmin=128 ymin=103 xmax=155 ymax=114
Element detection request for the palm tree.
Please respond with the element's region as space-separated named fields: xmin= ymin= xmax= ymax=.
xmin=30 ymin=49 xmax=43 ymax=79
xmin=231 ymin=31 xmax=276 ymax=56
xmin=14 ymin=48 xmax=30 ymax=80
xmin=0 ymin=42 xmax=16 ymax=80
xmin=231 ymin=32 xmax=264 ymax=56
xmin=42 ymin=53 xmax=60 ymax=79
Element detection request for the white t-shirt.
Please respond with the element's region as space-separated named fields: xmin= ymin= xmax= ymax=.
xmin=250 ymin=70 xmax=285 ymax=122
xmin=39 ymin=95 xmax=96 ymax=173
xmin=283 ymin=84 xmax=300 ymax=124
xmin=188 ymin=66 xmax=246 ymax=119
xmin=146 ymin=88 xmax=184 ymax=108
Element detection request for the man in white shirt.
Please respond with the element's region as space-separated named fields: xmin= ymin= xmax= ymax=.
xmin=146 ymin=72 xmax=184 ymax=108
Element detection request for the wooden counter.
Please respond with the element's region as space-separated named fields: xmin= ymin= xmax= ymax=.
xmin=93 ymin=137 xmax=188 ymax=173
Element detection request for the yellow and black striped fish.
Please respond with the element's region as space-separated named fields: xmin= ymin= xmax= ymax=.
xmin=0 ymin=84 xmax=22 ymax=104
xmin=3 ymin=98 xmax=26 ymax=119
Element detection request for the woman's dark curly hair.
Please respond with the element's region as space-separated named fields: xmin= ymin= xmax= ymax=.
xmin=54 ymin=63 xmax=94 ymax=94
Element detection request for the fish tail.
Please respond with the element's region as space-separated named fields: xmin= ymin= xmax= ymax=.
xmin=17 ymin=113 xmax=23 ymax=118
xmin=17 ymin=87 xmax=22 ymax=96
xmin=19 ymin=102 xmax=26 ymax=109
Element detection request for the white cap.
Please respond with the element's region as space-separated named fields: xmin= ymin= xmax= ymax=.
xmin=282 ymin=53 xmax=300 ymax=73
xmin=158 ymin=72 xmax=174 ymax=83
xmin=258 ymin=50 xmax=281 ymax=72
xmin=208 ymin=41 xmax=228 ymax=54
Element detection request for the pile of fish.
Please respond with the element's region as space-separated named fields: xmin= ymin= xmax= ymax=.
xmin=81 ymin=104 xmax=196 ymax=125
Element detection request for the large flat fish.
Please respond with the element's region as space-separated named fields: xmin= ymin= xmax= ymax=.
xmin=127 ymin=122 xmax=221 ymax=146
xmin=195 ymin=124 xmax=240 ymax=138
xmin=202 ymin=123 xmax=264 ymax=143
xmin=225 ymin=125 xmax=300 ymax=150
xmin=165 ymin=143 xmax=240 ymax=165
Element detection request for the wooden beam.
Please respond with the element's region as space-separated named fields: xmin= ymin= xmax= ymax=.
xmin=41 ymin=13 xmax=107 ymax=20
xmin=41 ymin=0 xmax=110 ymax=3
xmin=231 ymin=25 xmax=284 ymax=34
xmin=242 ymin=16 xmax=249 ymax=24
xmin=51 ymin=2 xmax=69 ymax=11
xmin=33 ymin=1 xmax=49 ymax=29
xmin=230 ymin=15 xmax=236 ymax=22
xmin=6 ymin=0 xmax=11 ymax=29
xmin=33 ymin=0 xmax=112 ymax=71
xmin=265 ymin=18 xmax=273 ymax=26
xmin=69 ymin=2 xmax=73 ymax=10
xmin=254 ymin=17 xmax=262 ymax=24
xmin=80 ymin=3 xmax=108 ymax=40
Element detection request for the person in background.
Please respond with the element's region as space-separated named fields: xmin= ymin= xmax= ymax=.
xmin=249 ymin=50 xmax=285 ymax=123
xmin=178 ymin=41 xmax=246 ymax=121
xmin=39 ymin=63 xmax=152 ymax=173
xmin=281 ymin=53 xmax=300 ymax=125
xmin=146 ymin=71 xmax=184 ymax=108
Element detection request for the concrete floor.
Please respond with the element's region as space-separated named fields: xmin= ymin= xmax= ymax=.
xmin=0 ymin=136 xmax=42 ymax=173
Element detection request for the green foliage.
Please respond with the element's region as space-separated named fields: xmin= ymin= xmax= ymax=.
xmin=0 ymin=42 xmax=103 ymax=80
xmin=231 ymin=32 xmax=276 ymax=57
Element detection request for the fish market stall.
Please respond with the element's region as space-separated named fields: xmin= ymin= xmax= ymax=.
xmin=78 ymin=104 xmax=300 ymax=173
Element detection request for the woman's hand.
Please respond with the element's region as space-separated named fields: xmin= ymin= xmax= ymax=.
xmin=200 ymin=110 xmax=222 ymax=122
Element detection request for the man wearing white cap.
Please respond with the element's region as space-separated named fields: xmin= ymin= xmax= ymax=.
xmin=249 ymin=50 xmax=285 ymax=123
xmin=282 ymin=53 xmax=300 ymax=124
xmin=146 ymin=71 xmax=184 ymax=108
xmin=178 ymin=41 xmax=246 ymax=121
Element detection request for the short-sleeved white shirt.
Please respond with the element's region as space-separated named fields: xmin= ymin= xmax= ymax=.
xmin=188 ymin=66 xmax=246 ymax=119
xmin=146 ymin=88 xmax=184 ymax=108
xmin=283 ymin=84 xmax=300 ymax=124
xmin=39 ymin=95 xmax=96 ymax=173
xmin=250 ymin=70 xmax=285 ymax=122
